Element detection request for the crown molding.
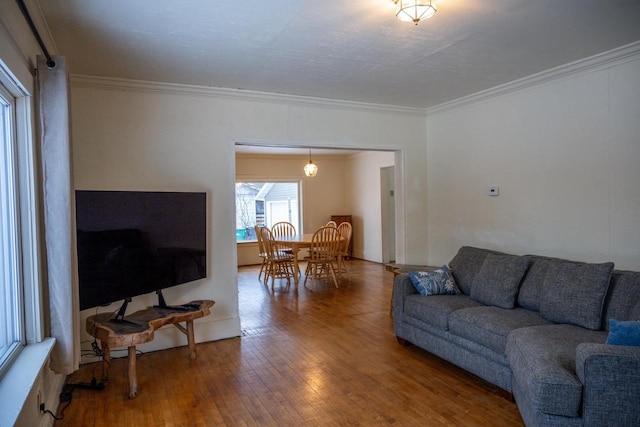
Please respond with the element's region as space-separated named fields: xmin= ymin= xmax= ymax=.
xmin=427 ymin=41 xmax=640 ymax=115
xmin=69 ymin=41 xmax=640 ymax=117
xmin=70 ymin=74 xmax=428 ymax=116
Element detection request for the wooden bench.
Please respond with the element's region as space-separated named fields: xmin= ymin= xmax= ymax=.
xmin=86 ymin=299 xmax=214 ymax=398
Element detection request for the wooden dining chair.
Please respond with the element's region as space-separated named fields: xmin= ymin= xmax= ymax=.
xmin=271 ymin=221 xmax=296 ymax=254
xmin=336 ymin=221 xmax=352 ymax=283
xmin=303 ymin=226 xmax=341 ymax=290
xmin=271 ymin=221 xmax=296 ymax=239
xmin=260 ymin=226 xmax=296 ymax=289
xmin=326 ymin=220 xmax=337 ymax=227
xmin=254 ymin=225 xmax=269 ymax=282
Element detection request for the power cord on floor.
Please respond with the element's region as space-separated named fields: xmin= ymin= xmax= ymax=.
xmin=46 ymin=334 xmax=109 ymax=421
xmin=41 ymin=378 xmax=105 ymax=421
xmin=39 ymin=384 xmax=73 ymax=421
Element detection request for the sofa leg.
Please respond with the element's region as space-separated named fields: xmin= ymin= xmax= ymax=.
xmin=495 ymin=388 xmax=514 ymax=402
xmin=396 ymin=337 xmax=413 ymax=346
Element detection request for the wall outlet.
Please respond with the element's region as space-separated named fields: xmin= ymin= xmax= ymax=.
xmin=488 ymin=186 xmax=499 ymax=196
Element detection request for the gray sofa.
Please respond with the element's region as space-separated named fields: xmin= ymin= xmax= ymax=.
xmin=393 ymin=246 xmax=640 ymax=427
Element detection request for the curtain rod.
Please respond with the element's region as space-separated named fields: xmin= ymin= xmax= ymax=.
xmin=15 ymin=0 xmax=56 ymax=68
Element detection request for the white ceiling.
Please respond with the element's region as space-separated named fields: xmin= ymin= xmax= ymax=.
xmin=33 ymin=1 xmax=640 ymax=156
xmin=36 ymin=0 xmax=640 ymax=111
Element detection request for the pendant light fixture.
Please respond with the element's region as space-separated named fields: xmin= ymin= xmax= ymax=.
xmin=393 ymin=0 xmax=437 ymax=25
xmin=304 ymin=149 xmax=318 ymax=177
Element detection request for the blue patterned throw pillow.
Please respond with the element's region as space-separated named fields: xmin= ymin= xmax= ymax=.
xmin=408 ymin=266 xmax=460 ymax=296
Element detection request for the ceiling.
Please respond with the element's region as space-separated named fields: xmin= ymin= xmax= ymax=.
xmin=36 ymin=0 xmax=640 ymax=111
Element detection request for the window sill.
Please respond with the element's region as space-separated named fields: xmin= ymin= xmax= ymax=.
xmin=0 ymin=337 xmax=56 ymax=427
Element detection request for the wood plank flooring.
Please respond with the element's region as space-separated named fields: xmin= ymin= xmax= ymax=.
xmin=56 ymin=260 xmax=524 ymax=426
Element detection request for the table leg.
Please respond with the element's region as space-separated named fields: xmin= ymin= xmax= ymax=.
xmin=128 ymin=346 xmax=137 ymax=399
xmin=187 ymin=320 xmax=196 ymax=361
xmin=101 ymin=342 xmax=110 ymax=382
xmin=292 ymin=247 xmax=300 ymax=286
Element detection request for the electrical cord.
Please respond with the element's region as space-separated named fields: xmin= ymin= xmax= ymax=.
xmin=40 ymin=382 xmax=79 ymax=421
xmin=43 ymin=405 xmax=66 ymax=421
xmin=43 ymin=342 xmax=107 ymax=422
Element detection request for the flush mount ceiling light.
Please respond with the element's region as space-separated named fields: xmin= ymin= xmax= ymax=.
xmin=393 ymin=0 xmax=437 ymax=25
xmin=304 ymin=149 xmax=318 ymax=177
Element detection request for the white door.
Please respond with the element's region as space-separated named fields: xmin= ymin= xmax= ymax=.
xmin=380 ymin=166 xmax=396 ymax=263
xmin=267 ymin=201 xmax=289 ymax=227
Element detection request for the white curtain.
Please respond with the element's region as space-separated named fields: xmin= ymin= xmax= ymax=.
xmin=37 ymin=55 xmax=79 ymax=374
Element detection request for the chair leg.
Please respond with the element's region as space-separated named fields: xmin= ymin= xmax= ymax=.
xmin=262 ymin=261 xmax=269 ymax=284
xmin=329 ymin=262 xmax=338 ymax=288
xmin=268 ymin=261 xmax=275 ymax=285
xmin=271 ymin=261 xmax=290 ymax=289
xmin=263 ymin=260 xmax=273 ymax=284
xmin=303 ymin=262 xmax=312 ymax=289
xmin=311 ymin=263 xmax=319 ymax=290
xmin=339 ymin=256 xmax=350 ymax=282
xmin=270 ymin=262 xmax=276 ymax=289
xmin=284 ymin=261 xmax=293 ymax=286
xmin=310 ymin=263 xmax=317 ymax=290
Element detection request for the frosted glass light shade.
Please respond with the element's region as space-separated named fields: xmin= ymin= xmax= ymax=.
xmin=395 ymin=0 xmax=437 ymax=24
xmin=304 ymin=161 xmax=318 ymax=177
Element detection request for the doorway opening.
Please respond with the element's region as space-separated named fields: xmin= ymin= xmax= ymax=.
xmin=235 ymin=144 xmax=403 ymax=267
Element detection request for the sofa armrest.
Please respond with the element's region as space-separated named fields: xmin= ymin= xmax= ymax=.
xmin=392 ymin=273 xmax=417 ymax=338
xmin=576 ymin=342 xmax=640 ymax=427
xmin=392 ymin=273 xmax=416 ymax=319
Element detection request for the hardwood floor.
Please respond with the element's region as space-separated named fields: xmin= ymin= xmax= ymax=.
xmin=56 ymin=260 xmax=524 ymax=426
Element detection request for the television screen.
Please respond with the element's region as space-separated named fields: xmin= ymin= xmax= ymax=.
xmin=75 ymin=190 xmax=207 ymax=311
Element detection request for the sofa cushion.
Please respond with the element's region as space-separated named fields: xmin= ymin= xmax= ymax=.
xmin=606 ymin=319 xmax=640 ymax=346
xmin=449 ymin=246 xmax=505 ymax=295
xmin=448 ymin=306 xmax=551 ymax=354
xmin=404 ymin=294 xmax=483 ymax=331
xmin=506 ymin=324 xmax=607 ymax=418
xmin=602 ymin=270 xmax=640 ymax=330
xmin=518 ymin=256 xmax=557 ymax=311
xmin=408 ymin=265 xmax=460 ymax=296
xmin=540 ymin=261 xmax=614 ymax=330
xmin=470 ymin=254 xmax=530 ymax=309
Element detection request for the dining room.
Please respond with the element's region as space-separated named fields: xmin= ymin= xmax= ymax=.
xmin=235 ymin=147 xmax=396 ymax=277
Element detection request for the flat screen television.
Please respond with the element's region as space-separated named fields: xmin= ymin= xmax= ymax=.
xmin=75 ymin=190 xmax=207 ymax=317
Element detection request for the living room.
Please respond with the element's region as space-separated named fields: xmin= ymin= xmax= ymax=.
xmin=1 ymin=1 xmax=639 ymax=426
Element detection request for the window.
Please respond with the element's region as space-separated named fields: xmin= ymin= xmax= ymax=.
xmin=235 ymin=182 xmax=300 ymax=241
xmin=0 ymin=80 xmax=24 ymax=378
xmin=0 ymin=62 xmax=41 ymax=383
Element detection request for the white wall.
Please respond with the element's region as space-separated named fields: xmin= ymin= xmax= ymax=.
xmin=235 ymin=153 xmax=349 ymax=266
xmin=71 ymin=79 xmax=428 ymax=354
xmin=426 ymin=50 xmax=640 ymax=270
xmin=345 ymin=151 xmax=395 ymax=262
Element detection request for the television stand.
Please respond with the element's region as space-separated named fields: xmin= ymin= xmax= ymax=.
xmin=153 ymin=289 xmax=200 ymax=311
xmin=86 ymin=299 xmax=215 ymax=399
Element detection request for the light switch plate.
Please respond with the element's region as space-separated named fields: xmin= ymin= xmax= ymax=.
xmin=488 ymin=186 xmax=499 ymax=196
